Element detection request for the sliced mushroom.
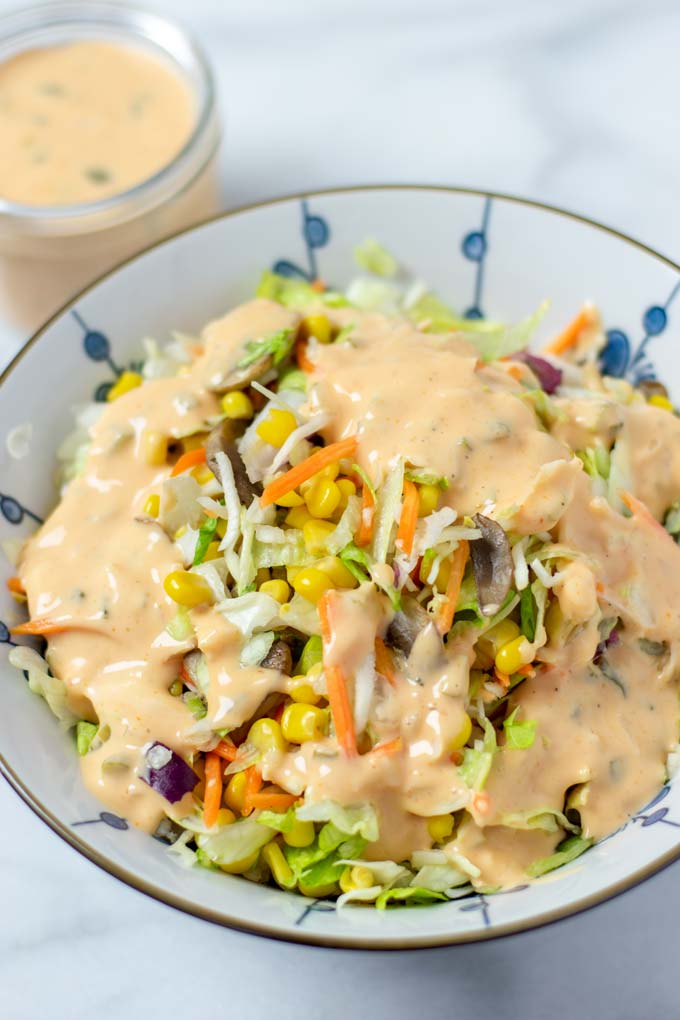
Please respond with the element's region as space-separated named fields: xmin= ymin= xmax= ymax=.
xmin=260 ymin=639 xmax=293 ymax=675
xmin=637 ymin=378 xmax=669 ymax=401
xmin=214 ymin=354 xmax=274 ymax=393
xmin=470 ymin=514 xmax=513 ymax=617
xmin=387 ymin=596 xmax=430 ymax=656
xmin=206 ymin=420 xmax=262 ymax=505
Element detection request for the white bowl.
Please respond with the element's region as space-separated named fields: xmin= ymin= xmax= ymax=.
xmin=2 ymin=186 xmax=680 ymax=949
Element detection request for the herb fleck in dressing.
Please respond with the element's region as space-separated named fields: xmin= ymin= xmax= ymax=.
xmin=0 ymin=40 xmax=195 ymax=206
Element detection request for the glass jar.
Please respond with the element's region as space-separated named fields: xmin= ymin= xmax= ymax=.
xmin=0 ymin=1 xmax=221 ymax=330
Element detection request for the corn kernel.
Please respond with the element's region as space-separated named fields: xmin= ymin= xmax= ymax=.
xmin=290 ymin=682 xmax=320 ymax=705
xmin=302 ymin=519 xmax=336 ymax=556
xmin=315 ymin=555 xmax=357 ymax=588
xmin=298 ymin=635 xmax=323 ymax=674
xmin=181 ymin=433 xmax=207 ymax=452
xmin=418 ymin=484 xmax=441 ymax=517
xmin=163 ymin=570 xmax=213 ymax=607
xmin=220 ymin=848 xmax=260 ymax=875
xmin=449 ymin=712 xmax=472 ymax=752
xmin=286 ymin=565 xmax=302 ymax=584
xmin=291 ymin=566 xmax=334 ymax=604
xmin=215 ymin=518 xmax=227 ymax=539
xmin=275 ymin=489 xmax=305 ymax=508
xmin=495 ymin=635 xmax=532 ymax=675
xmin=301 ymin=314 xmax=333 ymax=344
xmin=247 ymin=717 xmax=287 ymax=753
xmin=221 ymin=390 xmax=254 ymax=420
xmin=648 ymin=394 xmax=674 ymax=412
xmin=257 ymin=408 xmax=297 ymax=448
xmin=259 ymin=579 xmax=290 ymax=604
xmin=281 ymin=703 xmax=328 ymax=743
xmin=479 ymin=619 xmax=520 ymax=657
xmin=204 ymin=541 xmax=221 ymax=561
xmin=140 ymin=428 xmax=168 ymax=466
xmin=300 ymin=462 xmax=339 ymax=496
xmin=335 ymin=477 xmax=357 ymax=510
xmin=191 ymin=464 xmax=215 ymax=485
xmin=428 ymin=814 xmax=455 ymax=842
xmin=262 ymin=841 xmax=293 ymax=887
xmin=339 ymin=865 xmax=375 ymax=893
xmin=283 ymin=818 xmax=315 ymax=848
xmin=224 ymin=770 xmax=248 ymax=813
xmin=143 ymin=493 xmax=160 ymax=517
xmin=107 ymin=370 xmax=142 ymax=402
xmin=174 ymin=525 xmax=187 ymax=540
xmin=217 ymin=808 xmax=236 ymax=826
xmin=285 ymin=506 xmax=314 ymax=529
xmin=305 ymin=478 xmax=342 ymax=519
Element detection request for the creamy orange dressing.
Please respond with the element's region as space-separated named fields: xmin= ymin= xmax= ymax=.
xmin=17 ymin=299 xmax=680 ymax=889
xmin=0 ymin=40 xmax=195 ymax=205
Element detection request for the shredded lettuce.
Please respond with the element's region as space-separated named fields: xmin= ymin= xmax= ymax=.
xmin=404 ymin=469 xmax=450 ymax=490
xmin=166 ymin=607 xmax=194 ymax=641
xmin=500 ymin=808 xmax=576 ymax=834
xmin=298 ymin=634 xmax=323 ymax=674
xmin=9 ymin=646 xmax=78 ymax=727
xmin=345 ymin=277 xmax=401 ymax=313
xmin=236 ymin=328 xmax=295 ymax=370
xmin=353 ymin=238 xmax=399 ymax=277
xmin=371 ymin=457 xmax=404 ymax=563
xmin=76 ymin=720 xmax=98 ymax=755
xmin=376 ymin=887 xmax=448 ymax=909
xmin=519 ymin=585 xmax=537 ymax=641
xmin=216 ymin=591 xmax=280 ymax=637
xmin=258 ymin=807 xmax=296 ymax=833
xmin=526 ymin=835 xmax=593 ymax=878
xmin=283 ymin=821 xmax=366 ymax=886
xmin=192 ymin=516 xmax=218 ymax=566
xmin=503 ymin=707 xmax=537 ymax=750
xmin=295 ymin=800 xmax=379 ymax=841
xmin=239 ymin=630 xmax=276 ymax=668
xmin=196 ymin=817 xmax=274 ymax=867
xmin=459 ymin=718 xmax=497 ymax=791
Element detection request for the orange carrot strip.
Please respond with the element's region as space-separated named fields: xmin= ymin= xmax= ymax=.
xmin=516 ymin=664 xmax=536 ymax=678
xmin=10 ymin=617 xmax=87 ymax=636
xmin=247 ymin=792 xmax=298 ymax=812
xmin=203 ymin=751 xmax=223 ymax=829
xmin=544 ymin=307 xmax=593 ymax=356
xmin=6 ymin=577 xmax=25 ymax=595
xmin=370 ymin=737 xmax=402 ymax=757
xmin=318 ymin=590 xmax=357 ymax=757
xmin=494 ymin=667 xmax=511 ymax=689
xmin=504 ymin=362 xmax=524 ymax=381
xmin=374 ymin=636 xmax=397 ymax=687
xmin=260 ymin=436 xmax=358 ymax=508
xmin=242 ymin=766 xmax=263 ymax=816
xmin=179 ymin=662 xmax=193 ymax=686
xmin=435 ymin=540 xmax=470 ymax=637
xmin=396 ymin=479 xmax=419 ymax=556
xmin=295 ymin=336 xmax=316 ymax=373
xmin=355 ymin=483 xmax=375 ymax=548
xmin=473 ymin=791 xmax=491 ymax=814
xmin=170 ymin=446 xmax=206 ymax=477
xmin=214 ymin=740 xmax=238 ymax=763
xmin=311 ymin=279 xmax=327 ymax=293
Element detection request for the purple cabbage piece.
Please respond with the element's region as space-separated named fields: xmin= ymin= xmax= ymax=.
xmin=594 ymin=626 xmax=620 ymax=665
xmin=515 ymin=350 xmax=563 ymax=395
xmin=141 ymin=741 xmax=198 ymax=803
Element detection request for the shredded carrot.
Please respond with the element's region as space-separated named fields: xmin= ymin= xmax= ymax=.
xmin=544 ymin=306 xmax=593 ymax=356
xmin=170 ymin=446 xmax=206 ymax=477
xmin=450 ymin=750 xmax=463 ymax=766
xmin=214 ymin=740 xmax=238 ymax=763
xmin=203 ymin=751 xmax=223 ymax=829
xmin=311 ymin=278 xmax=327 ymax=293
xmin=242 ymin=766 xmax=263 ymax=816
xmin=516 ymin=664 xmax=536 ymax=678
xmin=179 ymin=662 xmax=193 ymax=686
xmin=295 ymin=335 xmax=316 ymax=373
xmin=247 ymin=791 xmax=298 ymax=812
xmin=10 ymin=617 xmax=84 ymax=636
xmin=504 ymin=362 xmax=524 ymax=381
xmin=273 ymin=701 xmax=286 ymax=724
xmin=435 ymin=540 xmax=470 ymax=636
xmin=472 ymin=791 xmax=491 ymax=814
xmin=6 ymin=577 xmax=25 ymax=595
xmin=494 ymin=667 xmax=511 ymax=689
xmin=318 ymin=591 xmax=357 ymax=757
xmin=396 ymin=479 xmax=419 ymax=555
xmin=374 ymin=636 xmax=397 ymax=686
xmin=595 ymin=581 xmax=605 ymax=594
xmin=260 ymin=436 xmax=358 ymax=508
xmin=370 ymin=737 xmax=402 ymax=757
xmin=354 ymin=482 xmax=375 ymax=548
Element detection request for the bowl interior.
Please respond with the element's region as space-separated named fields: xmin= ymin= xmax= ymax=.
xmin=2 ymin=186 xmax=680 ymax=948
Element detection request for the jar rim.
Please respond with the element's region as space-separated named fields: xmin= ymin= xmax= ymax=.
xmin=0 ymin=1 xmax=219 ymax=232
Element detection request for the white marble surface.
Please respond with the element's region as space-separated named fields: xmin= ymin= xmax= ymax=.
xmin=2 ymin=0 xmax=680 ymax=1015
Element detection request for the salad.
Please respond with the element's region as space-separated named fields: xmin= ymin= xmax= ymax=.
xmin=7 ymin=239 xmax=680 ymax=907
